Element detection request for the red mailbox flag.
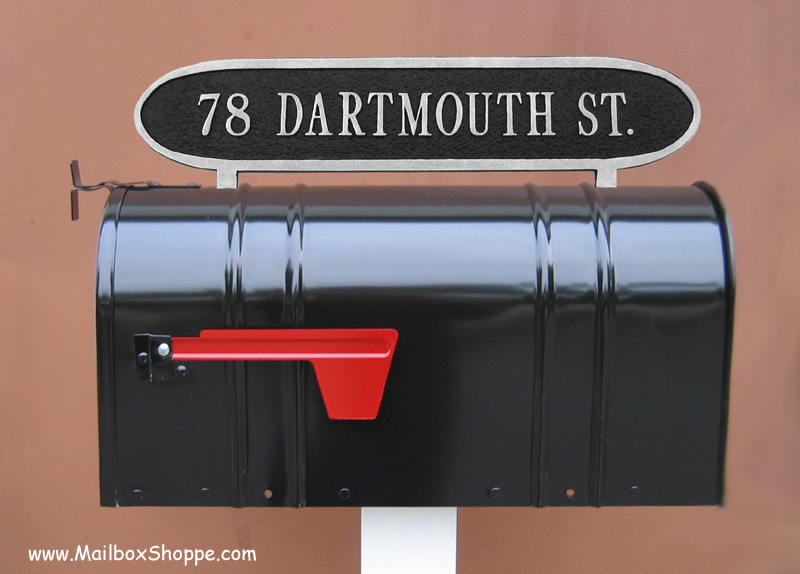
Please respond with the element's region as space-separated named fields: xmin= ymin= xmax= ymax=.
xmin=171 ymin=329 xmax=399 ymax=420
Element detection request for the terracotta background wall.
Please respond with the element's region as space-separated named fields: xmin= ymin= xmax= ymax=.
xmin=2 ymin=1 xmax=799 ymax=572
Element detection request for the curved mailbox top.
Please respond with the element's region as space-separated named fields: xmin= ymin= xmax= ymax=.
xmin=135 ymin=57 xmax=700 ymax=188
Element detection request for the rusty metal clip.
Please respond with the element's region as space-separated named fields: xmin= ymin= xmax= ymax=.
xmin=69 ymin=160 xmax=199 ymax=220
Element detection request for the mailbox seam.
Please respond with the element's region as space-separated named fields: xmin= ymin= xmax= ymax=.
xmin=525 ymin=184 xmax=548 ymax=507
xmin=226 ymin=186 xmax=247 ymax=507
xmin=289 ymin=185 xmax=307 ymax=507
xmin=581 ymin=183 xmax=612 ymax=507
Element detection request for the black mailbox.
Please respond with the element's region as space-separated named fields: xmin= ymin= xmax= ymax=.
xmin=95 ymin=182 xmax=733 ymax=508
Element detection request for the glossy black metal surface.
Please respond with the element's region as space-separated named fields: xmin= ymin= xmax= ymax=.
xmin=96 ymin=183 xmax=733 ymax=507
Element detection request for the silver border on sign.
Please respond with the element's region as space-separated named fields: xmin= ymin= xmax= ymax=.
xmin=134 ymin=57 xmax=701 ymax=189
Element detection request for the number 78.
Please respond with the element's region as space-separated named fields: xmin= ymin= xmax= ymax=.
xmin=198 ymin=93 xmax=251 ymax=136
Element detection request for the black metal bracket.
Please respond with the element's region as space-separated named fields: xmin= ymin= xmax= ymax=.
xmin=134 ymin=334 xmax=189 ymax=383
xmin=69 ymin=160 xmax=200 ymax=221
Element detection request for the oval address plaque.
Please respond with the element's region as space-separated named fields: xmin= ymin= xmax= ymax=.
xmin=135 ymin=57 xmax=700 ymax=188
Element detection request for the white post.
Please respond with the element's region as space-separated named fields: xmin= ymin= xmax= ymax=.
xmin=361 ymin=508 xmax=458 ymax=574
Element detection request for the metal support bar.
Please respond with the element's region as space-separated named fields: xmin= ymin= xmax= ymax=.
xmin=595 ymin=167 xmax=617 ymax=188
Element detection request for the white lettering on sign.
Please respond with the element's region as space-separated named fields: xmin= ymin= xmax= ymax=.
xmin=367 ymin=92 xmax=393 ymax=137
xmin=197 ymin=93 xmax=220 ymax=136
xmin=526 ymin=92 xmax=555 ymax=136
xmin=271 ymin=91 xmax=560 ymax=138
xmin=339 ymin=92 xmax=365 ymax=136
xmin=496 ymin=93 xmax=522 ymax=136
xmin=278 ymin=93 xmax=303 ymax=136
xmin=466 ymin=92 xmax=491 ymax=136
xmin=601 ymin=92 xmax=627 ymax=136
xmin=206 ymin=91 xmax=634 ymax=140
xmin=225 ymin=94 xmax=250 ymax=136
xmin=198 ymin=93 xmax=251 ymax=136
xmin=578 ymin=92 xmax=630 ymax=137
xmin=435 ymin=93 xmax=463 ymax=137
xmin=578 ymin=93 xmax=599 ymax=136
xmin=306 ymin=93 xmax=332 ymax=136
xmin=399 ymin=93 xmax=432 ymax=136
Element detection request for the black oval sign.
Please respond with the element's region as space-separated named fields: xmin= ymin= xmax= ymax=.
xmin=135 ymin=58 xmax=699 ymax=188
